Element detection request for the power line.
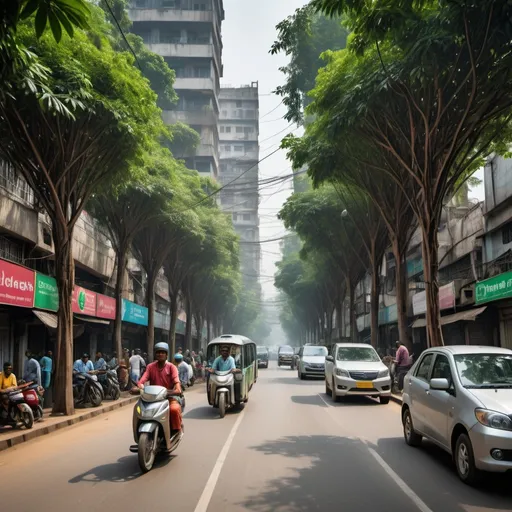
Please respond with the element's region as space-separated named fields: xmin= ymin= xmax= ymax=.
xmin=240 ymin=234 xmax=294 ymax=245
xmin=102 ymin=0 xmax=142 ymax=71
xmin=260 ymin=100 xmax=283 ymax=120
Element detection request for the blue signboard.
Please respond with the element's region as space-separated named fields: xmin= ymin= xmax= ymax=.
xmin=121 ymin=299 xmax=148 ymax=326
xmin=378 ymin=303 xmax=398 ymax=326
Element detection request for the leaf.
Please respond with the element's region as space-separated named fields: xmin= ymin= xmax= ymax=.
xmin=20 ymin=0 xmax=40 ymax=20
xmin=54 ymin=8 xmax=75 ymax=38
xmin=48 ymin=10 xmax=63 ymax=43
xmin=35 ymin=3 xmax=48 ymax=38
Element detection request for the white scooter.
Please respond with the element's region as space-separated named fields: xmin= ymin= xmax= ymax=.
xmin=207 ymin=369 xmax=241 ymax=418
xmin=129 ymin=386 xmax=184 ymax=473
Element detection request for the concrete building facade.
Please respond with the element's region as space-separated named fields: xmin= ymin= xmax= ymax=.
xmin=129 ymin=0 xmax=224 ymax=178
xmin=218 ymin=83 xmax=260 ymax=292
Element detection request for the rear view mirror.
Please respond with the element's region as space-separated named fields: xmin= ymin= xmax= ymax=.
xmin=325 ymin=355 xmax=334 ymax=363
xmin=430 ymin=378 xmax=450 ymax=391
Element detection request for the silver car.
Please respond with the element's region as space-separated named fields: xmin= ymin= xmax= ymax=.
xmin=325 ymin=343 xmax=391 ymax=404
xmin=297 ymin=345 xmax=328 ymax=379
xmin=402 ymin=345 xmax=512 ymax=485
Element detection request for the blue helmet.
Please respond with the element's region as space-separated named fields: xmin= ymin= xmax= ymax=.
xmin=174 ymin=353 xmax=183 ymax=361
xmin=154 ymin=342 xmax=169 ymax=354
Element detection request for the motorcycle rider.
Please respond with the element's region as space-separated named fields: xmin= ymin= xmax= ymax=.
xmin=138 ymin=342 xmax=183 ymax=437
xmin=0 ymin=362 xmax=17 ymax=426
xmin=395 ymin=340 xmax=412 ymax=391
xmin=209 ymin=345 xmax=236 ymax=373
xmin=174 ymin=353 xmax=189 ymax=388
xmin=73 ymin=353 xmax=95 ymax=374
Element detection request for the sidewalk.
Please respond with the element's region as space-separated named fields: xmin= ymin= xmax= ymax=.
xmin=390 ymin=392 xmax=403 ymax=405
xmin=0 ymin=392 xmax=137 ymax=452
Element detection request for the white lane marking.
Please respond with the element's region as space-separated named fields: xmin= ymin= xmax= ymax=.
xmin=318 ymin=393 xmax=433 ymax=512
xmin=367 ymin=446 xmax=433 ymax=512
xmin=193 ymin=410 xmax=245 ymax=512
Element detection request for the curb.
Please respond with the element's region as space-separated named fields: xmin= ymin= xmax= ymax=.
xmin=390 ymin=394 xmax=403 ymax=406
xmin=0 ymin=396 xmax=137 ymax=452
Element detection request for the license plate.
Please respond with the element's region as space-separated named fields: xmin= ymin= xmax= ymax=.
xmin=356 ymin=381 xmax=373 ymax=389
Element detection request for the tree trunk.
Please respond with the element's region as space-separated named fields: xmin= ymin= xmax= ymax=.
xmin=392 ymin=239 xmax=411 ymax=350
xmin=194 ymin=312 xmax=202 ymax=351
xmin=370 ymin=250 xmax=380 ymax=349
xmin=185 ymin=290 xmax=192 ymax=350
xmin=206 ymin=312 xmax=212 ymax=342
xmin=421 ymin=224 xmax=444 ymax=347
xmin=52 ymin=229 xmax=74 ymax=415
xmin=113 ymin=244 xmax=128 ymax=363
xmin=169 ymin=290 xmax=178 ymax=357
xmin=346 ymin=276 xmax=358 ymax=342
xmin=146 ymin=270 xmax=156 ymax=359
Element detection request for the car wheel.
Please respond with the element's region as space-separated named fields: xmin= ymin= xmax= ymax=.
xmin=455 ymin=434 xmax=482 ymax=486
xmin=403 ymin=408 xmax=422 ymax=447
xmin=331 ymin=379 xmax=339 ymax=402
xmin=379 ymin=396 xmax=390 ymax=405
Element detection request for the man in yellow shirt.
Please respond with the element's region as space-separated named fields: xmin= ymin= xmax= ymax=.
xmin=0 ymin=362 xmax=17 ymax=391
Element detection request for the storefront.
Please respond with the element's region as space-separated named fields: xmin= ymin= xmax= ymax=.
xmin=121 ymin=298 xmax=148 ymax=352
xmin=475 ymin=272 xmax=512 ymax=349
xmin=378 ymin=304 xmax=399 ymax=355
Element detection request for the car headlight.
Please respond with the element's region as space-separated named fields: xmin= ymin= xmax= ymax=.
xmin=335 ymin=368 xmax=349 ymax=377
xmin=475 ymin=408 xmax=512 ymax=431
xmin=378 ymin=368 xmax=390 ymax=378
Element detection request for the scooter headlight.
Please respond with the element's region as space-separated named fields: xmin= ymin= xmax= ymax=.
xmin=234 ymin=372 xmax=243 ymax=382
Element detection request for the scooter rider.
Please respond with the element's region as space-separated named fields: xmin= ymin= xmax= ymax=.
xmin=395 ymin=340 xmax=412 ymax=391
xmin=138 ymin=342 xmax=183 ymax=437
xmin=209 ymin=345 xmax=237 ymax=373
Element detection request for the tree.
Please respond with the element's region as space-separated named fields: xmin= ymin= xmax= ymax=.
xmin=308 ymin=0 xmax=512 ymax=346
xmin=0 ymin=10 xmax=165 ymax=414
xmin=89 ymin=148 xmax=175 ymax=361
xmin=270 ymin=2 xmax=348 ymax=124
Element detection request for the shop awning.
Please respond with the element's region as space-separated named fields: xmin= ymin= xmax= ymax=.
xmin=33 ymin=310 xmax=58 ymax=329
xmin=74 ymin=315 xmax=110 ymax=325
xmin=412 ymin=306 xmax=487 ymax=329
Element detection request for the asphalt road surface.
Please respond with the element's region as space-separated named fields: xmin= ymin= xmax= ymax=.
xmin=1 ymin=364 xmax=511 ymax=511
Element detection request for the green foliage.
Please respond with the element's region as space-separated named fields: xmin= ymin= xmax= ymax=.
xmin=270 ymin=2 xmax=348 ymax=124
xmin=165 ymin=122 xmax=200 ymax=159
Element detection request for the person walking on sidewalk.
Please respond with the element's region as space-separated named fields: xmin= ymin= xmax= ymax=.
xmin=23 ymin=350 xmax=41 ymax=386
xmin=395 ymin=341 xmax=412 ymax=391
xmin=39 ymin=351 xmax=53 ymax=391
xmin=129 ymin=349 xmax=146 ymax=385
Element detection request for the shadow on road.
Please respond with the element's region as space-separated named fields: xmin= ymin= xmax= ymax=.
xmin=322 ymin=393 xmax=381 ymax=407
xmin=267 ymin=377 xmax=323 ymax=386
xmin=241 ymin=435 xmax=415 ymax=511
xmin=68 ymin=455 xmax=172 ymax=484
xmin=184 ymin=404 xmax=244 ymax=420
xmin=290 ymin=395 xmax=328 ymax=407
xmin=372 ymin=436 xmax=512 ymax=510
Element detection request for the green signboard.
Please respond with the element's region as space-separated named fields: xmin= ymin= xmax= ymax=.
xmin=34 ymin=273 xmax=59 ymax=311
xmin=475 ymin=271 xmax=512 ymax=304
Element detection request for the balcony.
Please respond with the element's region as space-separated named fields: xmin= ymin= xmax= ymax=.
xmin=163 ymin=108 xmax=217 ymax=126
xmin=220 ymin=149 xmax=258 ymax=161
xmin=219 ymin=132 xmax=258 ymax=142
xmin=129 ymin=8 xmax=214 ymax=23
xmin=174 ymin=77 xmax=216 ymax=92
xmin=146 ymin=42 xmax=213 ymax=59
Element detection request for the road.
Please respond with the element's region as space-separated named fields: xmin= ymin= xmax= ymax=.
xmin=1 ymin=364 xmax=511 ymax=511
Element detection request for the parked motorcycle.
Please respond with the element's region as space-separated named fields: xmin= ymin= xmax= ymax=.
xmin=0 ymin=387 xmax=34 ymax=429
xmin=99 ymin=369 xmax=121 ymax=400
xmin=73 ymin=372 xmax=104 ymax=407
xmin=21 ymin=382 xmax=44 ymax=421
xmin=129 ymin=386 xmax=184 ymax=473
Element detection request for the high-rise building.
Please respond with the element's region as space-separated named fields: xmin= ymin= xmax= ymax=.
xmin=129 ymin=0 xmax=224 ymax=178
xmin=218 ymin=83 xmax=260 ymax=292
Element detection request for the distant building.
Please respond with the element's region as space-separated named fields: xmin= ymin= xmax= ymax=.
xmin=218 ymin=83 xmax=260 ymax=292
xmin=129 ymin=0 xmax=224 ymax=178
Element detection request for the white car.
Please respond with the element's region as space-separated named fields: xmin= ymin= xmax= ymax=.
xmin=325 ymin=343 xmax=391 ymax=404
xmin=402 ymin=345 xmax=512 ymax=485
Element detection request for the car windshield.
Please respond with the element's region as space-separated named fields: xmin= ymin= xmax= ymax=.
xmin=454 ymin=354 xmax=512 ymax=388
xmin=257 ymin=347 xmax=267 ymax=355
xmin=303 ymin=346 xmax=328 ymax=357
xmin=336 ymin=347 xmax=380 ymax=362
xmin=279 ymin=346 xmax=293 ymax=354
xmin=207 ymin=345 xmax=242 ymax=369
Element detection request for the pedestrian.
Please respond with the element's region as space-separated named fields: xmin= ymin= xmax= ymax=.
xmin=94 ymin=351 xmax=107 ymax=371
xmin=39 ymin=350 xmax=53 ymax=391
xmin=395 ymin=340 xmax=412 ymax=391
xmin=174 ymin=353 xmax=189 ymax=388
xmin=129 ymin=349 xmax=146 ymax=384
xmin=108 ymin=351 xmax=118 ymax=369
xmin=117 ymin=349 xmax=129 ymax=390
xmin=177 ymin=347 xmax=183 ymax=355
xmin=184 ymin=357 xmax=195 ymax=385
xmin=23 ymin=350 xmax=41 ymax=386
xmin=142 ymin=352 xmax=149 ymax=365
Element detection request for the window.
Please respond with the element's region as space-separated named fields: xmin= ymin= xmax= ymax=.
xmin=244 ymin=344 xmax=255 ymax=366
xmin=220 ymin=126 xmax=225 ymax=133
xmin=243 ymin=214 xmax=251 ymax=221
xmin=503 ymin=222 xmax=512 ymax=244
xmin=225 ymin=127 xmax=231 ymax=133
xmin=236 ymin=126 xmax=243 ymax=133
xmin=431 ymin=355 xmax=453 ymax=385
xmin=236 ymin=101 xmax=242 ymax=108
xmin=415 ymin=354 xmax=434 ymax=382
xmin=234 ymin=145 xmax=243 ymax=152
xmin=224 ymin=145 xmax=231 ymax=152
xmin=244 ymin=127 xmax=254 ymax=134
xmin=245 ymin=110 xmax=255 ymax=119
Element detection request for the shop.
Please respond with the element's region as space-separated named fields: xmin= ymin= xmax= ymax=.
xmin=378 ymin=304 xmax=399 ymax=355
xmin=121 ymin=298 xmax=148 ymax=352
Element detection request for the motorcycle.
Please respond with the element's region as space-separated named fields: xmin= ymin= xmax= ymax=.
xmin=208 ymin=369 xmax=241 ymax=418
xmin=99 ymin=369 xmax=121 ymax=400
xmin=21 ymin=382 xmax=44 ymax=421
xmin=129 ymin=386 xmax=184 ymax=473
xmin=391 ymin=354 xmax=414 ymax=394
xmin=0 ymin=387 xmax=34 ymax=429
xmin=73 ymin=372 xmax=104 ymax=407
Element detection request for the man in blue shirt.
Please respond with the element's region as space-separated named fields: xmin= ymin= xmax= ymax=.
xmin=23 ymin=350 xmax=41 ymax=386
xmin=73 ymin=353 xmax=94 ymax=374
xmin=210 ymin=345 xmax=236 ymax=373
xmin=40 ymin=351 xmax=53 ymax=391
